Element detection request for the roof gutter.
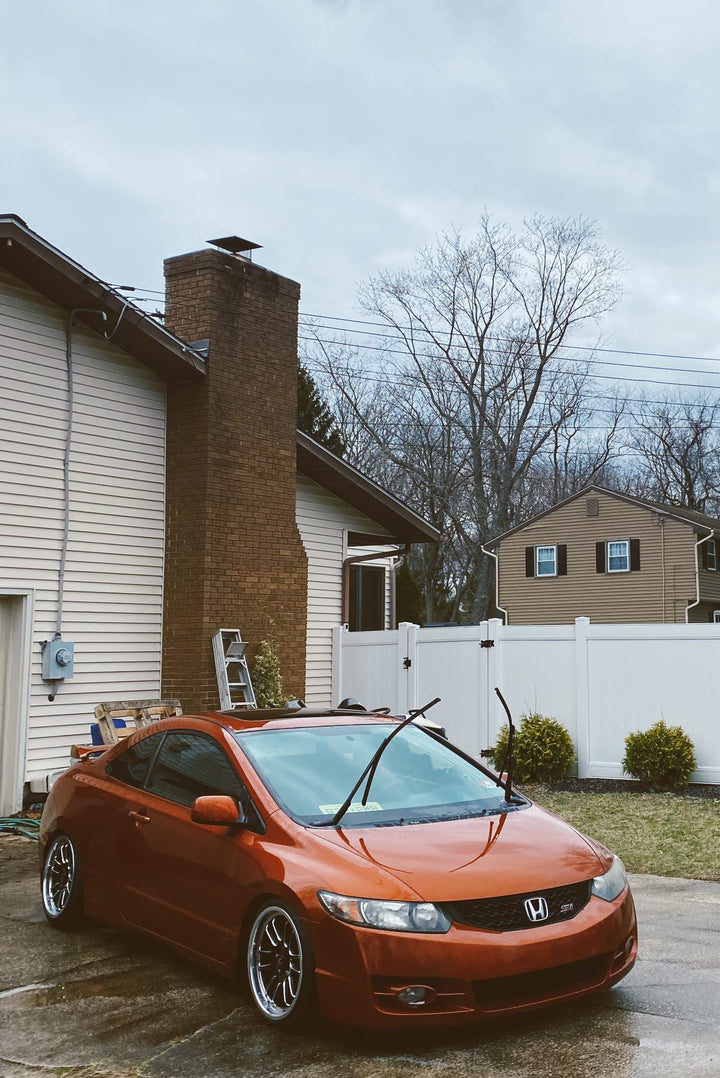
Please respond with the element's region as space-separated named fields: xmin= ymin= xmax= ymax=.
xmin=686 ymin=528 xmax=715 ymax=623
xmin=0 ymin=214 xmax=206 ymax=380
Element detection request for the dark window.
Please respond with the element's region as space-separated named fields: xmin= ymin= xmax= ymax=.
xmin=349 ymin=564 xmax=385 ymax=631
xmin=147 ymin=732 xmax=250 ymax=809
xmin=106 ymin=733 xmax=163 ymax=789
xmin=704 ymin=539 xmax=717 ymax=571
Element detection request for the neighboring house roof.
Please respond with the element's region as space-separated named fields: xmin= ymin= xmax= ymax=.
xmin=487 ymin=485 xmax=720 ymax=549
xmin=0 ymin=214 xmax=440 ymax=547
xmin=0 ymin=213 xmax=206 ymax=382
xmin=296 ymin=431 xmax=442 ymax=544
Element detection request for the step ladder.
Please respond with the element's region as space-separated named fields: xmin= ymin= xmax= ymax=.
xmin=212 ymin=629 xmax=257 ymax=710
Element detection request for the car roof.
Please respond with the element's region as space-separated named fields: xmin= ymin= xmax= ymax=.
xmin=197 ymin=707 xmax=396 ymax=734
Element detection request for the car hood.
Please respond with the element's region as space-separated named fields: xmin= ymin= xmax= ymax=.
xmin=312 ymin=805 xmax=610 ymax=902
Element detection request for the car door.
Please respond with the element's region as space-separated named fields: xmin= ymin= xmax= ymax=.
xmin=79 ymin=730 xmax=166 ymax=922
xmin=116 ymin=729 xmax=266 ymax=968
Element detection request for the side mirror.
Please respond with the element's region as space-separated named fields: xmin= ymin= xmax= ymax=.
xmin=191 ymin=795 xmax=244 ymax=826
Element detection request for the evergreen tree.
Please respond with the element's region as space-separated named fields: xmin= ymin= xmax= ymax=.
xmin=396 ymin=561 xmax=426 ymax=626
xmin=298 ymin=362 xmax=346 ymax=457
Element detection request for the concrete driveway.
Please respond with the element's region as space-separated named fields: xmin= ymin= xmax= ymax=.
xmin=1 ymin=835 xmax=718 ymax=1078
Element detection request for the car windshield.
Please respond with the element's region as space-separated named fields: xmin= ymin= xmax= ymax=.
xmin=234 ymin=722 xmax=522 ymax=827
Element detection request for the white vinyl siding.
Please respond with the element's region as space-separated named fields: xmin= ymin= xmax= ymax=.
xmin=0 ymin=267 xmax=166 ymax=785
xmin=296 ymin=474 xmax=394 ymax=707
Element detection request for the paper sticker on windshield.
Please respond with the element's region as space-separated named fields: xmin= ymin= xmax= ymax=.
xmin=318 ymin=801 xmax=383 ymax=814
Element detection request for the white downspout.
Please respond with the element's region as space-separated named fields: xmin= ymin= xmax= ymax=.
xmin=686 ymin=529 xmax=714 ymax=623
xmin=481 ymin=544 xmax=508 ymax=625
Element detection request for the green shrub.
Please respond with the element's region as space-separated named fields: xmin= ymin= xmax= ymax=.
xmin=622 ymin=719 xmax=696 ymax=792
xmin=251 ymin=625 xmax=286 ymax=708
xmin=490 ymin=712 xmax=575 ymax=784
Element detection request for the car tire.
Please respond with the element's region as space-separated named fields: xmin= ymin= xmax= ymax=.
xmin=41 ymin=833 xmax=84 ymax=929
xmin=246 ymin=900 xmax=317 ymax=1028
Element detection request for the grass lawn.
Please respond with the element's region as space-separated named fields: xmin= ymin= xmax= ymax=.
xmin=521 ymin=787 xmax=720 ymax=881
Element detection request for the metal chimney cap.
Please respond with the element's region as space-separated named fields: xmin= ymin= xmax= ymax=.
xmin=207 ymin=235 xmax=262 ymax=255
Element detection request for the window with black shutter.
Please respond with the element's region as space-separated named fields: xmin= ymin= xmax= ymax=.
xmin=525 ymin=545 xmax=564 ymax=578
xmin=597 ymin=539 xmax=640 ymax=573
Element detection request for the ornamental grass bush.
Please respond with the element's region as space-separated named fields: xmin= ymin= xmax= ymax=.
xmin=491 ymin=712 xmax=575 ymax=784
xmin=622 ymin=719 xmax=696 ymax=792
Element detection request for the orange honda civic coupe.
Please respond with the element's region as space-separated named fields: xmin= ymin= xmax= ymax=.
xmin=39 ymin=706 xmax=637 ymax=1030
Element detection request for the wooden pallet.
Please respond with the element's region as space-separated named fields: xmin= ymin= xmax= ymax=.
xmin=93 ymin=698 xmax=183 ymax=745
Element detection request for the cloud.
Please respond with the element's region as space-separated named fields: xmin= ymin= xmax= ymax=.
xmin=0 ymin=0 xmax=719 ymax=364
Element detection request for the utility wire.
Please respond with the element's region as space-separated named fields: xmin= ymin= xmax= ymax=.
xmin=300 ymin=359 xmax=720 ymax=420
xmin=299 ymin=331 xmax=720 ymax=385
xmin=299 ymin=312 xmax=720 ymax=367
xmin=300 ymin=322 xmax=720 ymax=381
xmin=117 ymin=289 xmax=720 ymax=370
xmin=299 ymin=336 xmax=720 ymax=396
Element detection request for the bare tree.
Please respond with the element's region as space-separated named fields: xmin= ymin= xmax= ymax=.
xmin=626 ymin=394 xmax=720 ymax=514
xmin=307 ymin=215 xmax=624 ymax=621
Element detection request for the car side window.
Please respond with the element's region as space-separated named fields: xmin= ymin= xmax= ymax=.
xmin=146 ymin=731 xmax=252 ymax=812
xmin=105 ymin=733 xmax=162 ymax=789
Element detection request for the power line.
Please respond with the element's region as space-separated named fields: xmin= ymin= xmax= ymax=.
xmin=299 ymin=321 xmax=720 ymax=381
xmin=115 ymin=288 xmax=720 ymax=369
xmin=299 ymin=357 xmax=719 ymax=416
xmin=299 ymin=334 xmax=720 ymax=395
xmin=299 ymin=311 xmax=720 ymax=367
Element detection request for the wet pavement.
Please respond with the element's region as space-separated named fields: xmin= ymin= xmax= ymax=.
xmin=1 ymin=834 xmax=718 ymax=1078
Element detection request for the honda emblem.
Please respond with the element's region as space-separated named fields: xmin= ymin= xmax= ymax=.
xmin=524 ymin=896 xmax=549 ymax=922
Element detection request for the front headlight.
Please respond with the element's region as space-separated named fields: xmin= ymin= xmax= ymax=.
xmin=318 ymin=890 xmax=451 ymax=933
xmin=591 ymin=855 xmax=627 ymax=902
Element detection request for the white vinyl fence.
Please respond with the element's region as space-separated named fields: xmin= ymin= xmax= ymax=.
xmin=332 ymin=618 xmax=720 ymax=785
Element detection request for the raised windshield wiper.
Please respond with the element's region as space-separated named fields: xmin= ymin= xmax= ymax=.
xmin=495 ymin=687 xmax=524 ymax=805
xmin=316 ymin=698 xmax=441 ymax=828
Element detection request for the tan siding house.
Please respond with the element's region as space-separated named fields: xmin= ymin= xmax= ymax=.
xmin=489 ymin=488 xmax=720 ymax=625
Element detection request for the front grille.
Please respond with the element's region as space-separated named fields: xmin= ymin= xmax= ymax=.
xmin=473 ymin=951 xmax=612 ymax=1009
xmin=443 ymin=880 xmax=591 ymax=931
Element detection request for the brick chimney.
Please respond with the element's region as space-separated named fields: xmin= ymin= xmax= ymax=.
xmin=161 ymin=243 xmax=308 ymax=711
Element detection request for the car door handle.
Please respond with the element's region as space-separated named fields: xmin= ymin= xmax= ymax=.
xmin=128 ymin=810 xmax=151 ymax=826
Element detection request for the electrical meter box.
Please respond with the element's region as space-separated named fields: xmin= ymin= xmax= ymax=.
xmin=42 ymin=639 xmax=75 ymax=680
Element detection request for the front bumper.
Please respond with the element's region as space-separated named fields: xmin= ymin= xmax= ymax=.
xmin=309 ymin=887 xmax=637 ymax=1029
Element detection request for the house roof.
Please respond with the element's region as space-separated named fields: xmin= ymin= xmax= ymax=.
xmin=1 ymin=214 xmax=440 ymax=547
xmin=487 ymin=485 xmax=720 ymax=549
xmin=296 ymin=431 xmax=442 ymax=544
xmin=0 ymin=214 xmax=206 ymax=383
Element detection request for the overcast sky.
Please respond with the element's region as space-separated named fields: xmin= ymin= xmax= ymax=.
xmin=2 ymin=0 xmax=720 ymax=387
